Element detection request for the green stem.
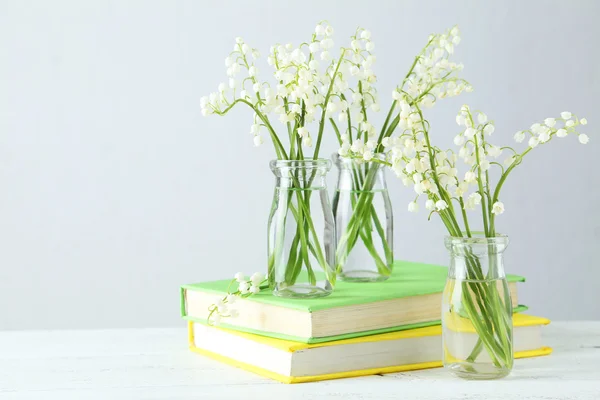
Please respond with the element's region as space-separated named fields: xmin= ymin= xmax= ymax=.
xmin=472 ymin=131 xmax=489 ymax=236
xmin=313 ymin=52 xmax=345 ymax=160
xmin=376 ymin=100 xmax=397 ymax=152
xmin=458 ymin=198 xmax=472 ymax=238
xmin=329 ymin=118 xmax=342 ymax=145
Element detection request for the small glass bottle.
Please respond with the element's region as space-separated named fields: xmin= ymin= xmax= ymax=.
xmin=332 ymin=154 xmax=393 ymax=282
xmin=442 ymin=233 xmax=513 ymax=379
xmin=267 ymin=159 xmax=336 ymax=298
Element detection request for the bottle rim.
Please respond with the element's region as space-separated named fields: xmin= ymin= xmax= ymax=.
xmin=332 ymin=152 xmax=387 ymax=163
xmin=269 ymin=158 xmax=332 ymax=171
xmin=445 ymin=232 xmax=509 ymax=247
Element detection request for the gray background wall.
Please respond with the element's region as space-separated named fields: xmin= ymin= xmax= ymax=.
xmin=1 ymin=0 xmax=598 ymax=330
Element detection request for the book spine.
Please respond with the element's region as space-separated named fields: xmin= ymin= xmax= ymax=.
xmin=180 ymin=287 xmax=187 ymax=317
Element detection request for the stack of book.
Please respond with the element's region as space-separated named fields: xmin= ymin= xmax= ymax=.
xmin=180 ymin=260 xmax=551 ymax=383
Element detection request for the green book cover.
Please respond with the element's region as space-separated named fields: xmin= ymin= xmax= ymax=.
xmin=181 ymin=260 xmax=526 ymax=343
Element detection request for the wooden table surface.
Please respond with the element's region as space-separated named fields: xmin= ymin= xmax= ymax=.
xmin=1 ymin=322 xmax=599 ymax=399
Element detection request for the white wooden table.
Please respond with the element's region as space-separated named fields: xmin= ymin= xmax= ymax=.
xmin=1 ymin=322 xmax=599 ymax=400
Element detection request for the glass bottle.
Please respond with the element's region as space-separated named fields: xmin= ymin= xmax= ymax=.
xmin=442 ymin=233 xmax=513 ymax=379
xmin=332 ymin=154 xmax=393 ymax=282
xmin=267 ymin=159 xmax=336 ymax=298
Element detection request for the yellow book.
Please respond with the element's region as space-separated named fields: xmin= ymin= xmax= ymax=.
xmin=188 ymin=314 xmax=552 ymax=384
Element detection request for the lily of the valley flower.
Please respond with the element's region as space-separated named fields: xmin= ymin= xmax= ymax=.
xmin=491 ymin=201 xmax=505 ymax=215
xmin=201 ymin=22 xmax=353 ymax=160
xmin=338 ymin=25 xmax=468 ymax=162
xmin=408 ymin=201 xmax=419 ymax=212
xmin=389 ymin=102 xmax=589 ymax=239
xmin=208 ymin=272 xmax=267 ymax=325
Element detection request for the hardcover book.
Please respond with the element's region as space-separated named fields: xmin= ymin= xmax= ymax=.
xmin=188 ymin=313 xmax=551 ymax=384
xmin=181 ymin=260 xmax=526 ymax=343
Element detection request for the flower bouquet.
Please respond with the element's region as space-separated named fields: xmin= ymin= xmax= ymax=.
xmin=350 ymin=99 xmax=588 ymax=378
xmin=331 ymin=26 xmax=468 ymax=281
xmin=201 ymin=23 xmax=356 ymax=298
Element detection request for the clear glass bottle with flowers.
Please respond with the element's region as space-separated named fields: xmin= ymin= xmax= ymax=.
xmin=366 ymin=100 xmax=588 ymax=378
xmin=329 ymin=26 xmax=468 ymax=281
xmin=332 ymin=152 xmax=393 ymax=281
xmin=201 ymin=22 xmax=361 ymax=298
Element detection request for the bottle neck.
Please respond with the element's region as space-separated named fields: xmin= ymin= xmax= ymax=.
xmin=445 ymin=235 xmax=509 ymax=280
xmin=275 ymin=174 xmax=327 ymax=190
xmin=334 ymin=159 xmax=387 ymax=192
xmin=448 ymin=251 xmax=506 ymax=280
xmin=270 ymin=159 xmax=331 ymax=190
